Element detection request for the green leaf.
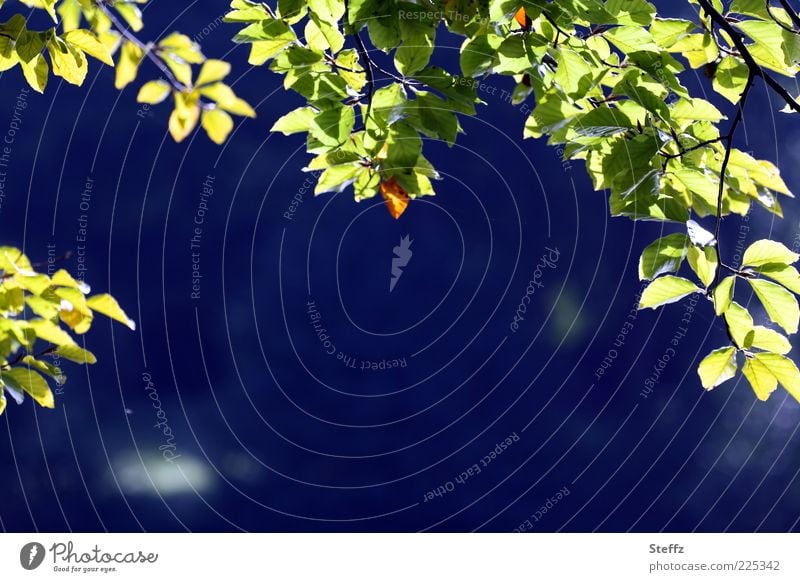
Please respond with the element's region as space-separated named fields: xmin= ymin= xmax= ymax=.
xmin=314 ymin=163 xmax=361 ymax=195
xmin=271 ymin=107 xmax=316 ymax=135
xmin=687 ymin=245 xmax=717 ymax=287
xmin=309 ymin=105 xmax=355 ymax=148
xmin=713 ymin=276 xmax=735 ymax=315
xmin=22 ymin=356 xmax=65 ymax=384
xmin=713 ymin=56 xmax=749 ymax=104
xmin=749 ymin=278 xmax=800 ymax=334
xmin=651 ymin=18 xmax=695 ymax=49
xmin=750 ymin=326 xmax=792 ymax=355
xmin=20 ymin=54 xmax=48 ymax=93
xmin=554 ymin=47 xmax=592 ymax=98
xmin=724 ymin=301 xmax=755 ymax=348
xmin=757 ymin=264 xmax=800 ymax=294
xmin=460 ymin=34 xmax=500 ymax=77
xmin=29 ymin=319 xmax=77 ymax=346
xmin=395 ymin=32 xmax=433 ymax=75
xmin=639 ymin=275 xmax=700 ymax=309
xmin=55 ymin=344 xmax=97 ymax=364
xmin=671 ymin=97 xmax=725 ymax=122
xmin=639 ymin=234 xmax=689 ymax=280
xmin=603 ymin=25 xmax=659 ymax=54
xmin=742 ymin=357 xmax=778 ymax=401
xmin=1 ymin=368 xmax=53 ymax=408
xmin=742 ymin=239 xmax=799 ymax=267
xmin=697 ymin=346 xmax=737 ymax=390
xmin=754 ymin=352 xmax=800 ymax=403
xmin=86 ymin=294 xmax=136 ymax=330
xmin=62 ymin=29 xmax=114 ymax=66
xmin=735 ymin=19 xmax=795 ymax=74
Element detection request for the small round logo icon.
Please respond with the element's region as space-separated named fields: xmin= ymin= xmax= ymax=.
xmin=20 ymin=542 xmax=46 ymax=570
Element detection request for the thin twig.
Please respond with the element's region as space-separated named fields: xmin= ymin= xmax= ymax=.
xmin=778 ymin=0 xmax=800 ymax=29
xmin=698 ymin=0 xmax=800 ymax=112
xmin=710 ymin=73 xmax=755 ymax=291
xmin=766 ymin=0 xmax=799 ymax=33
xmin=94 ymin=0 xmax=191 ymax=93
xmin=1 ymin=346 xmax=58 ymax=370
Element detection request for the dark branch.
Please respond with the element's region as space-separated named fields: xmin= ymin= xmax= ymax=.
xmin=710 ymin=73 xmax=755 ymax=291
xmin=778 ymin=0 xmax=800 ymax=30
xmin=766 ymin=1 xmax=799 ymax=33
xmin=697 ymin=0 xmax=800 ymax=112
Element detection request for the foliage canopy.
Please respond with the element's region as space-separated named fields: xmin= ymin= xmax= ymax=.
xmin=2 ymin=0 xmax=800 ymax=410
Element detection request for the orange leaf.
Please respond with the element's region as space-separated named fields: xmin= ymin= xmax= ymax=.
xmin=514 ymin=7 xmax=530 ymax=29
xmin=380 ymin=177 xmax=409 ymax=219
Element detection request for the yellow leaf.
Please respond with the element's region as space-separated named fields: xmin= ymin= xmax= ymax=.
xmin=59 ymin=306 xmax=93 ymax=334
xmin=697 ymin=346 xmax=737 ymax=390
xmin=1 ymin=368 xmax=54 ymax=408
xmin=63 ymin=29 xmax=114 ymax=66
xmin=754 ymin=352 xmax=800 ymax=403
xmin=742 ymin=357 xmax=778 ymax=401
xmin=199 ymin=83 xmax=256 ymax=118
xmin=115 ymin=41 xmax=143 ymax=89
xmin=86 ymin=293 xmax=136 ymax=330
xmin=137 ymin=80 xmax=172 ymax=104
xmin=201 ymin=108 xmax=234 ymax=144
xmin=196 ymin=59 xmax=230 ymax=86
xmin=20 ymin=54 xmax=48 ymax=93
xmin=47 ymin=38 xmax=88 ymax=86
xmin=168 ymin=93 xmax=201 ymax=142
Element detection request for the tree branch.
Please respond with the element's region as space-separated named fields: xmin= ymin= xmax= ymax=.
xmin=778 ymin=0 xmax=800 ymax=30
xmin=94 ymin=0 xmax=191 ymax=93
xmin=697 ymin=0 xmax=800 ymax=112
xmin=766 ymin=0 xmax=799 ymax=33
xmin=711 ymin=72 xmax=755 ymax=291
xmin=343 ymin=0 xmax=374 ymax=122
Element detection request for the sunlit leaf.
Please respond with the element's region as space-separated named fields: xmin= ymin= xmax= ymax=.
xmin=697 ymin=346 xmax=737 ymax=390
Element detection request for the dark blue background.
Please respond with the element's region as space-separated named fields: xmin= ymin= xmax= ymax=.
xmin=1 ymin=0 xmax=799 ymax=532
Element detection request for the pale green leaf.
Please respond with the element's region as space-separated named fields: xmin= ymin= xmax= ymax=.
xmin=697 ymin=346 xmax=737 ymax=390
xmin=639 ymin=275 xmax=700 ymax=309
